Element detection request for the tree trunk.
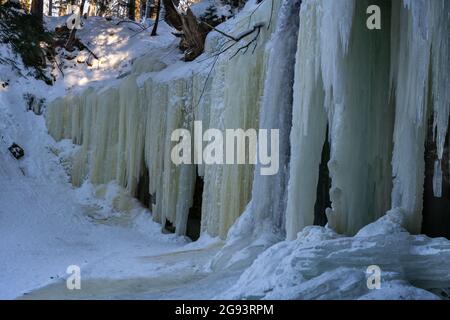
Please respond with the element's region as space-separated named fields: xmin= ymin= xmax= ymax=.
xmin=66 ymin=1 xmax=85 ymax=51
xmin=19 ymin=0 xmax=31 ymax=13
xmin=89 ymin=0 xmax=97 ymax=16
xmin=129 ymin=0 xmax=136 ymax=20
xmin=97 ymin=0 xmax=107 ymax=16
xmin=150 ymin=0 xmax=161 ymax=36
xmin=180 ymin=9 xmax=207 ymax=61
xmin=135 ymin=0 xmax=141 ymax=21
xmin=30 ymin=0 xmax=43 ymax=20
xmin=144 ymin=0 xmax=151 ymax=19
xmin=48 ymin=0 xmax=52 ymax=16
xmin=161 ymin=0 xmax=182 ymax=30
xmin=80 ymin=0 xmax=86 ymax=15
xmin=66 ymin=29 xmax=77 ymax=51
xmin=159 ymin=1 xmax=208 ymax=61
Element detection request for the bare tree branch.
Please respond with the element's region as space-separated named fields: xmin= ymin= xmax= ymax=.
xmin=116 ymin=20 xmax=146 ymax=30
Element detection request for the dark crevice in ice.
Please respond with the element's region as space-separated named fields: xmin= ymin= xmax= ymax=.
xmin=422 ymin=115 xmax=450 ymax=239
xmin=187 ymin=170 xmax=204 ymax=241
xmin=314 ymin=126 xmax=331 ymax=227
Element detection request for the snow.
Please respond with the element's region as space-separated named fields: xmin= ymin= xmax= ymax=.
xmin=220 ymin=209 xmax=450 ymax=300
xmin=43 ymin=15 xmax=179 ymax=97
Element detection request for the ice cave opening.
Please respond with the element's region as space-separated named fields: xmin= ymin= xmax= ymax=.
xmin=422 ymin=114 xmax=450 ymax=239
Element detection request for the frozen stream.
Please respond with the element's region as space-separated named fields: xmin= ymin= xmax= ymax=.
xmin=20 ymin=244 xmax=243 ymax=299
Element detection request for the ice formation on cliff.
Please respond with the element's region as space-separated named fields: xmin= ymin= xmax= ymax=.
xmin=390 ymin=0 xmax=450 ymax=233
xmin=209 ymin=0 xmax=300 ymax=271
xmin=47 ymin=0 xmax=449 ymax=243
xmin=287 ymin=0 xmax=393 ymax=238
xmin=46 ymin=0 xmax=279 ymax=239
xmin=286 ymin=0 xmax=449 ymax=238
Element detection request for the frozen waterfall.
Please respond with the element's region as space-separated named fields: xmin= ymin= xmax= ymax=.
xmin=46 ymin=0 xmax=449 ymax=244
xmin=46 ymin=0 xmax=280 ymax=240
xmin=286 ymin=0 xmax=449 ymax=238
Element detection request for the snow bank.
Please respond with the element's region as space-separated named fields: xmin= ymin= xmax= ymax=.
xmin=220 ymin=209 xmax=450 ymax=299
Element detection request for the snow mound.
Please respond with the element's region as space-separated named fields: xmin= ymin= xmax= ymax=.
xmin=219 ymin=209 xmax=450 ymax=299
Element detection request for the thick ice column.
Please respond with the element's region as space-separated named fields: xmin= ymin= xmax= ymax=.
xmin=137 ymin=71 xmax=197 ymax=234
xmin=143 ymin=77 xmax=168 ymax=223
xmin=326 ymin=0 xmax=393 ymax=235
xmin=390 ymin=0 xmax=450 ymax=233
xmin=286 ymin=0 xmax=327 ymax=240
xmin=88 ymin=87 xmax=120 ymax=185
xmin=116 ymin=75 xmax=146 ymax=197
xmin=223 ymin=0 xmax=300 ymax=242
xmin=46 ymin=94 xmax=82 ymax=143
xmin=248 ymin=0 xmax=300 ymax=236
xmin=46 ymin=96 xmax=69 ymax=141
xmin=72 ymin=88 xmax=97 ymax=187
xmin=160 ymin=77 xmax=197 ymax=232
xmin=200 ymin=58 xmax=226 ymax=237
xmin=208 ymin=0 xmax=297 ymax=272
xmin=287 ymin=0 xmax=394 ymax=238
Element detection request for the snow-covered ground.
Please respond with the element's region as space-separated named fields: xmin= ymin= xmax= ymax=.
xmin=44 ymin=15 xmax=180 ymax=96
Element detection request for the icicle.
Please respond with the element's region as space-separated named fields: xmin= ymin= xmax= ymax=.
xmin=433 ymin=160 xmax=443 ymax=198
xmin=286 ymin=0 xmax=328 ymax=239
